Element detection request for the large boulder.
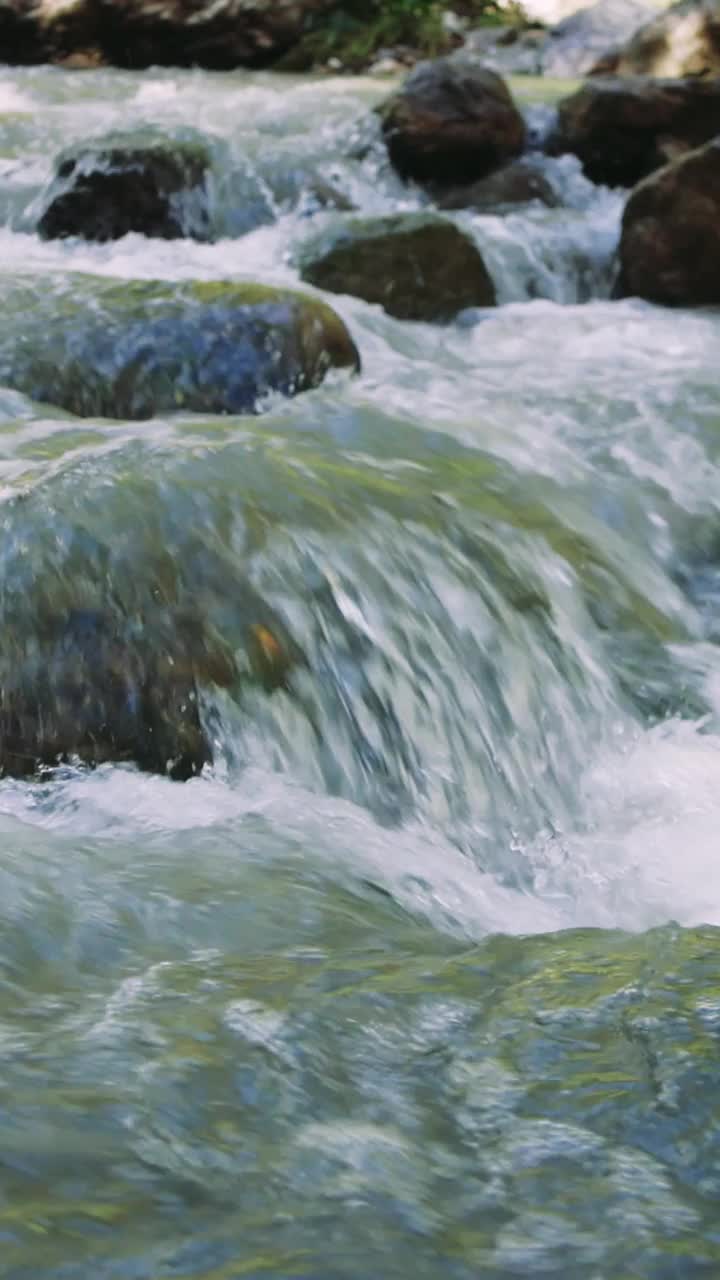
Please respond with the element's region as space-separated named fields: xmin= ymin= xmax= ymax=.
xmin=37 ymin=134 xmax=212 ymax=242
xmin=0 ymin=276 xmax=360 ymax=419
xmin=0 ymin=0 xmax=340 ymax=68
xmin=377 ymin=55 xmax=525 ymax=188
xmin=552 ymin=75 xmax=720 ymax=186
xmin=298 ymin=215 xmax=496 ymax=322
xmin=593 ymin=0 xmax=720 ymax=78
xmin=618 ymin=138 xmax=720 ymax=304
xmin=542 ymin=0 xmax=662 ymax=77
xmin=435 ymin=158 xmax=559 ymax=212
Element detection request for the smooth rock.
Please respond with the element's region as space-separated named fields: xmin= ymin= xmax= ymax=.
xmin=377 ymin=55 xmax=525 ymax=187
xmin=552 ymin=74 xmax=720 ymax=186
xmin=0 ymin=276 xmax=360 ymax=419
xmin=299 ymin=214 xmax=496 ymax=322
xmin=618 ymin=137 xmax=720 ymax=304
xmin=37 ymin=133 xmax=212 ymax=242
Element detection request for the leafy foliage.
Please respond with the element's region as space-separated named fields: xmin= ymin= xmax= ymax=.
xmin=278 ymin=1 xmax=508 ymax=72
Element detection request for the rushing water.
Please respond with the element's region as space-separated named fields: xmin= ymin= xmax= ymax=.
xmin=1 ymin=63 xmax=720 ymax=1279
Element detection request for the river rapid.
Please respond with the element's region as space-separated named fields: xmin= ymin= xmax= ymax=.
xmin=1 ymin=64 xmax=720 ymax=1278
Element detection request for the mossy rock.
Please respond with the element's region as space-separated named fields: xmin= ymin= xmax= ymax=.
xmin=0 ymin=275 xmax=360 ymax=419
xmin=298 ymin=214 xmax=496 ymax=322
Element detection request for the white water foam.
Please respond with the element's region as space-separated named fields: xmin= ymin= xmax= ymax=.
xmin=2 ymin=712 xmax=720 ymax=942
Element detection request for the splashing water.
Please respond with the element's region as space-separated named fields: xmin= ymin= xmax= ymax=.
xmin=1 ymin=63 xmax=720 ymax=1280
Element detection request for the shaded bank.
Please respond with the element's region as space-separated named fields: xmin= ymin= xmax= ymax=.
xmin=0 ymin=0 xmax=502 ymax=70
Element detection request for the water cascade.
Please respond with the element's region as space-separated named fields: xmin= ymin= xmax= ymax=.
xmin=1 ymin=63 xmax=720 ymax=1278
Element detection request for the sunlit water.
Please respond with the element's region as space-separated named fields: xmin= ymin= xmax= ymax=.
xmin=1 ymin=64 xmax=720 ymax=1279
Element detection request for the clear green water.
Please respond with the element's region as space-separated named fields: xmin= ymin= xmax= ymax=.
xmin=0 ymin=65 xmax=720 ymax=1279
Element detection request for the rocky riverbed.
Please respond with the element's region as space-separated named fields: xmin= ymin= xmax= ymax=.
xmin=1 ymin=10 xmax=720 ymax=1277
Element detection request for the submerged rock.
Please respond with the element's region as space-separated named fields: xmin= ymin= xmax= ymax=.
xmin=37 ymin=134 xmax=212 ymax=242
xmin=593 ymin=0 xmax=720 ymax=78
xmin=0 ymin=527 xmax=303 ymax=781
xmin=377 ymin=55 xmax=525 ymax=187
xmin=0 ymin=608 xmax=221 ymax=780
xmin=435 ymin=159 xmax=559 ymax=212
xmin=298 ymin=215 xmax=496 ymax=322
xmin=0 ymin=276 xmax=360 ymax=419
xmin=618 ymin=138 xmax=720 ymax=305
xmin=552 ymin=74 xmax=720 ymax=186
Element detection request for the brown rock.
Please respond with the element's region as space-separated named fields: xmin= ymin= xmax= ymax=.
xmin=553 ymin=74 xmax=720 ymax=186
xmin=618 ymin=137 xmax=720 ymax=304
xmin=378 ymin=55 xmax=526 ymax=188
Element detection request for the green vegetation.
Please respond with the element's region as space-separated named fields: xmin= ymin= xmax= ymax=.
xmin=278 ymin=1 xmax=514 ymax=72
